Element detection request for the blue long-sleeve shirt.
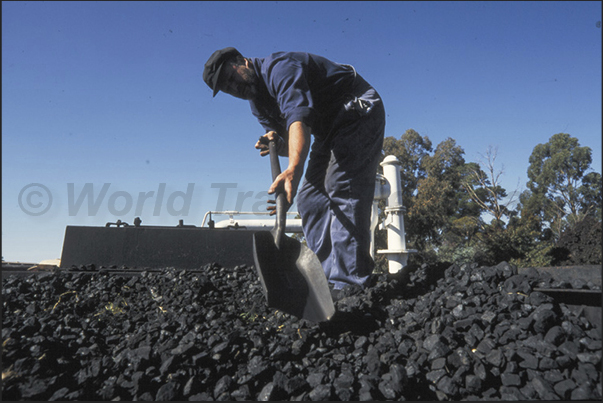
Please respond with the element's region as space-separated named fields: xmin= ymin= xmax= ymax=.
xmin=249 ymin=52 xmax=368 ymax=140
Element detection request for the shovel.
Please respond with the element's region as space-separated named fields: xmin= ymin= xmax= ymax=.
xmin=252 ymin=139 xmax=335 ymax=322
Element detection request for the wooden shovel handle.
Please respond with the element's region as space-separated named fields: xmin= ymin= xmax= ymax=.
xmin=269 ymin=140 xmax=287 ymax=246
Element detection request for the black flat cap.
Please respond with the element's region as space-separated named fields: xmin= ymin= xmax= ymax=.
xmin=203 ymin=47 xmax=243 ymax=97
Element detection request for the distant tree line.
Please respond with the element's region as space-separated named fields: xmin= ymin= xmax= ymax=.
xmin=375 ymin=131 xmax=602 ymax=269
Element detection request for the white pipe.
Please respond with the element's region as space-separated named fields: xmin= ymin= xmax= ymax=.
xmin=201 ymin=211 xmax=298 ymax=228
xmin=377 ymin=155 xmax=416 ymax=273
xmin=213 ymin=218 xmax=303 ymax=232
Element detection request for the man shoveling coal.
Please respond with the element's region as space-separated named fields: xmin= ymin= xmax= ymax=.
xmin=203 ymin=47 xmax=385 ymax=300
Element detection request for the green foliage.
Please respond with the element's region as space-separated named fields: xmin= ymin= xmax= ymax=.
xmin=461 ymin=147 xmax=517 ymax=223
xmin=376 ymin=130 xmax=600 ymax=269
xmin=383 ymin=129 xmax=432 ymax=198
xmin=438 ymin=244 xmax=486 ymax=267
xmin=380 ymin=132 xmax=477 ymax=254
xmin=550 ymin=215 xmax=602 ymax=265
xmin=510 ymin=242 xmax=555 ymax=268
xmin=409 ymin=176 xmax=455 ymax=246
xmin=524 ymin=133 xmax=599 ymax=238
xmin=448 ymin=216 xmax=481 ymax=244
xmin=412 ymin=138 xmax=467 ymax=247
xmin=477 ymin=224 xmax=524 ymax=266
xmin=580 ymin=171 xmax=603 ymax=221
xmin=527 ymin=133 xmax=592 ymax=195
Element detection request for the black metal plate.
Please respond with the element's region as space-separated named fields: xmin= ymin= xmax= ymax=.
xmin=60 ymin=226 xmax=255 ymax=269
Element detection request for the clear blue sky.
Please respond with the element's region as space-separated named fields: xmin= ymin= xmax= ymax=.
xmin=2 ymin=1 xmax=601 ymax=263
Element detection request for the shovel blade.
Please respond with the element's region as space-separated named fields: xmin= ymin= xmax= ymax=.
xmin=253 ymin=231 xmax=335 ymax=322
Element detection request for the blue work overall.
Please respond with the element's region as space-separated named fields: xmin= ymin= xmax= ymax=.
xmin=297 ymin=85 xmax=385 ymax=290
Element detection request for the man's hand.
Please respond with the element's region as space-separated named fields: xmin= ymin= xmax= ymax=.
xmin=255 ymin=131 xmax=287 ymax=157
xmin=266 ymin=121 xmax=310 ymax=206
xmin=267 ymin=166 xmax=301 ymax=207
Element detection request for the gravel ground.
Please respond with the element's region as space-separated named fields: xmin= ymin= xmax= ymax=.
xmin=2 ymin=261 xmax=601 ymax=401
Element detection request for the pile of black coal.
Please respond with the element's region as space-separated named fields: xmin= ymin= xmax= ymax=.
xmin=2 ymin=261 xmax=601 ymax=401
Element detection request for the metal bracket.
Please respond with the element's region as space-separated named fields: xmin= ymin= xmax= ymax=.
xmin=105 ymin=220 xmax=130 ymax=227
